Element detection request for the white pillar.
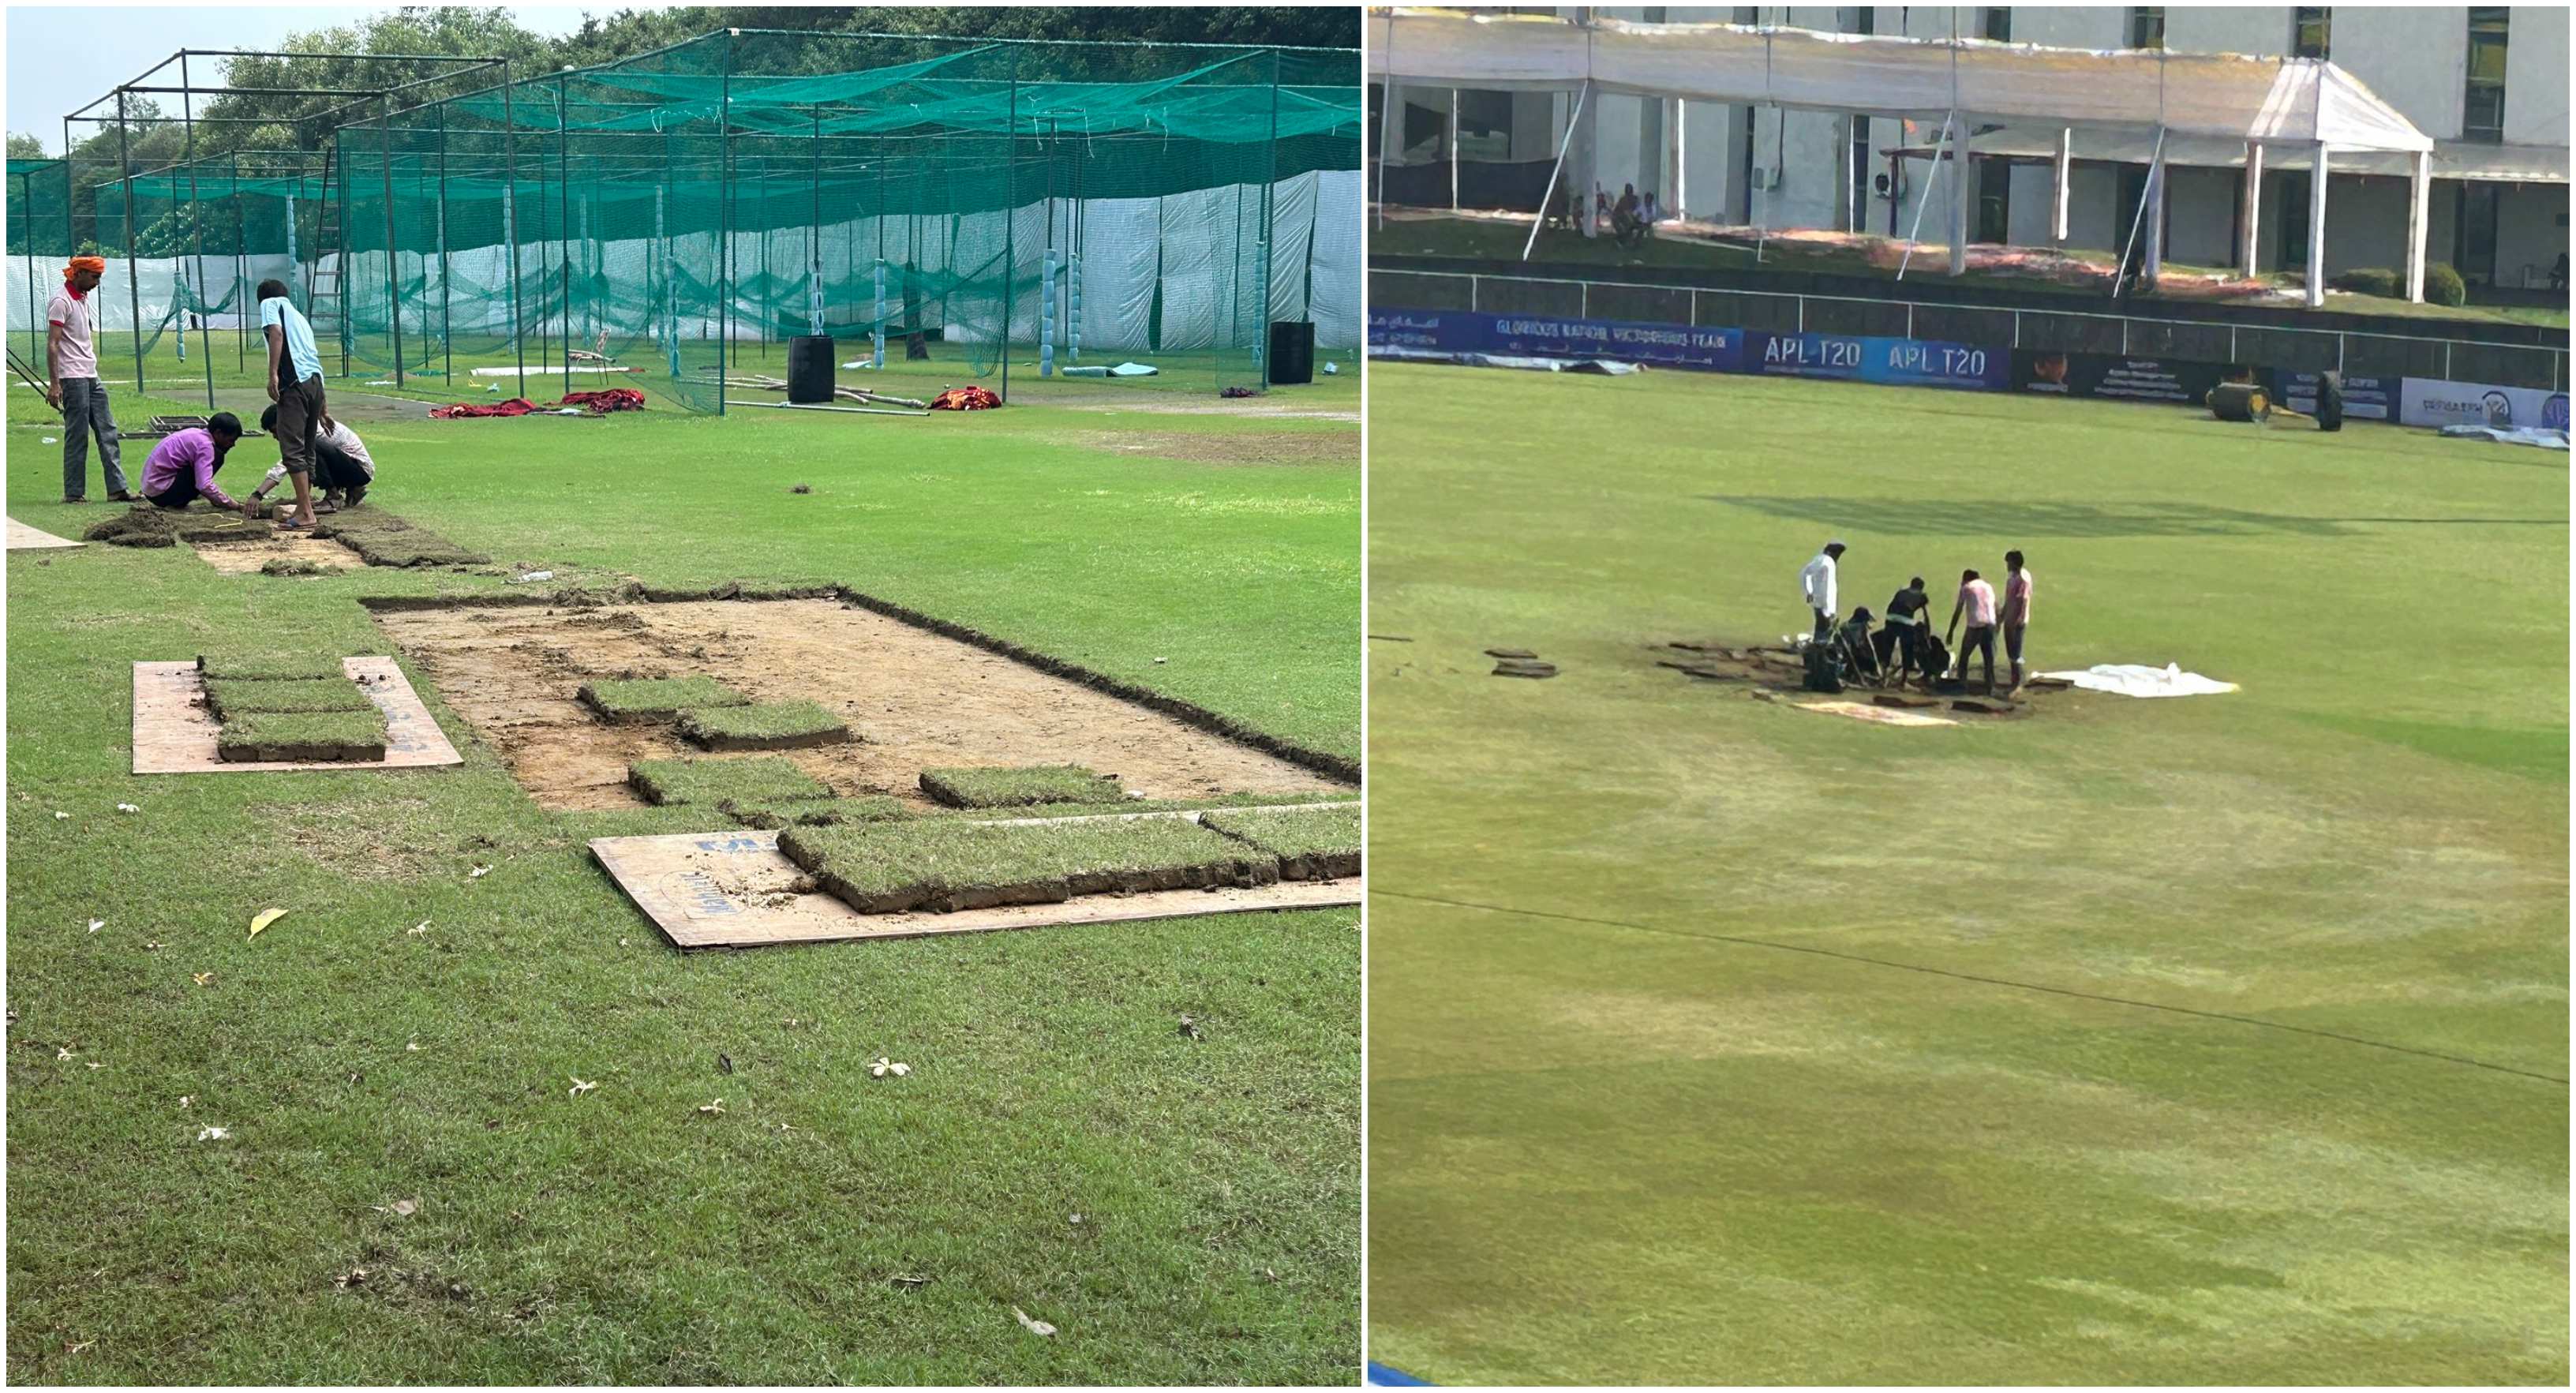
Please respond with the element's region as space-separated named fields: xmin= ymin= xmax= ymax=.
xmin=2240 ymin=142 xmax=2263 ymax=275
xmin=1948 ymin=140 xmax=1971 ymax=275
xmin=2305 ymin=142 xmax=2330 ymax=308
xmin=1449 ymin=88 xmax=1460 ymax=212
xmin=2405 ymin=148 xmax=2431 ymax=302
xmin=1674 ymin=98 xmax=1689 ymax=217
xmin=2052 ymin=129 xmax=2072 ymax=242
xmin=1567 ymin=84 xmax=1600 ymax=237
xmin=2142 ymin=150 xmax=2165 ymax=282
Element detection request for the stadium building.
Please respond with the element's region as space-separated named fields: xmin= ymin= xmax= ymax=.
xmin=1373 ymin=6 xmax=2569 ymax=295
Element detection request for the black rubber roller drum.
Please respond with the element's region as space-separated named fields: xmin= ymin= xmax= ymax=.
xmin=786 ymin=335 xmax=837 ymax=403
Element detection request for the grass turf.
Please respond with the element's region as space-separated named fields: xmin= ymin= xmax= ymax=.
xmin=576 ymin=676 xmax=751 ymax=723
xmin=1364 ymin=361 xmax=2567 ymax=1385
xmin=627 ymin=756 xmax=833 ymax=807
xmin=197 ymin=650 xmax=347 ymax=681
xmin=717 ymin=794 xmax=911 ymax=829
xmin=214 ymin=709 xmax=391 ymax=763
xmin=676 ymin=699 xmax=851 ymax=750
xmin=920 ymin=764 xmax=1127 ymax=809
xmin=202 ymin=676 xmax=376 ymax=719
xmin=779 ymin=817 xmax=1275 ymax=915
xmin=8 ymin=375 xmax=1357 ymax=1383
xmin=1198 ymin=806 xmax=1362 ymax=880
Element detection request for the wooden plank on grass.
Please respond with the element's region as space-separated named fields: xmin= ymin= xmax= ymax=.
xmin=132 ymin=657 xmax=464 ymax=774
xmin=592 ymin=807 xmax=1361 ymax=949
xmin=7 ymin=518 xmax=80 ymax=550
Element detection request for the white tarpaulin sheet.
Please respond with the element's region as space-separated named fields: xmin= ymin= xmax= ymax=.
xmin=2040 ymin=663 xmax=2238 ymax=698
xmin=1374 ymin=9 xmax=2432 ymax=149
xmin=1077 ymin=197 xmax=1159 ymax=354
xmin=1309 ymin=169 xmax=1361 ymax=349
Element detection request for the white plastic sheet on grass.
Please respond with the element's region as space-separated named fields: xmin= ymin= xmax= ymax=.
xmin=2039 ymin=663 xmax=2238 ymax=698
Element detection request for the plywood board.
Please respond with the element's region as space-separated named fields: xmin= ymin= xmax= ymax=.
xmin=132 ymin=657 xmax=466 ymax=774
xmin=1792 ymin=698 xmax=1958 ymax=728
xmin=7 ymin=518 xmax=81 ymax=550
xmin=591 ymin=808 xmax=1362 ymax=949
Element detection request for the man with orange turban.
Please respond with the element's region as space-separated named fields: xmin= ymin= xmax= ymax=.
xmin=47 ymin=257 xmax=138 ymax=504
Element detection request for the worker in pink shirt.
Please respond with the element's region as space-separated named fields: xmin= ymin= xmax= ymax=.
xmin=1944 ymin=567 xmax=1999 ymax=693
xmin=2001 ymin=549 xmax=2035 ymax=694
xmin=140 ymin=413 xmax=251 ymax=514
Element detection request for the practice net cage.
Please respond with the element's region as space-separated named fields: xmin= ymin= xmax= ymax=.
xmin=337 ymin=28 xmax=1361 ymax=411
xmin=11 ymin=31 xmax=1361 ymax=413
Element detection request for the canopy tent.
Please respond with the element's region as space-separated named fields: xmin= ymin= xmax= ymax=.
xmin=1370 ymin=7 xmax=2440 ymax=304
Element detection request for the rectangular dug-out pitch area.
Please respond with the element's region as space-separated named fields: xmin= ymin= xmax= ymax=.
xmin=373 ymin=598 xmax=1349 ymax=810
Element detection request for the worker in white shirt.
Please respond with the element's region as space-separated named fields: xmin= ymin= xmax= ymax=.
xmin=1799 ymin=539 xmax=1846 ymax=642
xmin=250 ymin=404 xmax=373 ymax=512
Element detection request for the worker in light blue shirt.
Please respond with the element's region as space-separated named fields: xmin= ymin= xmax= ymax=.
xmin=256 ymin=278 xmax=328 ymax=530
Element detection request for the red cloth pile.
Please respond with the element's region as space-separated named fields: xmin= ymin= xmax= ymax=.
xmin=430 ymin=397 xmax=536 ymax=419
xmin=430 ymin=388 xmax=646 ymax=420
xmin=929 ymin=385 xmax=1002 ymax=411
xmin=561 ymin=388 xmax=646 ymax=414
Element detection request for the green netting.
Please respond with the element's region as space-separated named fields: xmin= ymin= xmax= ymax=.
xmin=8 ymin=158 xmax=74 ymax=374
xmin=324 ymin=31 xmax=1361 ymax=411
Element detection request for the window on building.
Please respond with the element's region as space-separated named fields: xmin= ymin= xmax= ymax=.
xmin=2464 ymin=8 xmax=2509 ymax=143
xmin=1983 ymin=8 xmax=2011 ymax=42
xmin=2455 ymin=182 xmax=2501 ymax=283
xmin=2292 ymin=7 xmax=2330 ymax=59
xmin=1976 ymin=159 xmax=2012 ymax=243
xmin=2129 ymin=7 xmax=2166 ymax=50
xmin=2278 ymin=170 xmax=2310 ymax=269
xmin=1455 ymin=90 xmax=1516 ymax=163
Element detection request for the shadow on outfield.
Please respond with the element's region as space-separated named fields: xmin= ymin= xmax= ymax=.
xmin=1709 ymin=496 xmax=2568 ymax=538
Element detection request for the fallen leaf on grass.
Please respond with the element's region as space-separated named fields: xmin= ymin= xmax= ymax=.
xmin=1177 ymin=1014 xmax=1201 ymax=1039
xmin=890 ymin=1274 xmax=930 ymax=1288
xmin=143 ymin=941 xmax=163 ymax=952
xmin=53 ymin=811 xmax=68 ymax=821
xmin=407 ymin=921 xmax=430 ymax=937
xmin=178 ymin=1095 xmax=192 ymax=1109
xmin=191 ymin=972 xmax=214 ymax=987
xmin=697 ymin=1099 xmax=726 ymax=1115
xmin=63 ymin=1340 xmax=94 ymax=1354
xmin=195 ymin=1125 xmax=229 ymax=1141
xmin=406 ymin=1039 xmax=422 ymax=1053
xmin=868 ymin=1058 xmax=911 ymax=1078
xmin=388 ymin=1199 xmax=418 ymax=1217
xmin=115 ymin=803 xmax=137 ymax=814
xmin=1013 ymin=1307 xmax=1058 ymax=1337
xmin=717 ymin=1053 xmax=732 ymax=1075
xmin=334 ymin=1266 xmax=371 ymax=1290
xmin=469 ymin=866 xmax=492 ymax=879
xmin=56 ymin=1047 xmax=76 ymax=1062
xmin=248 ymin=908 xmax=286 ymax=941
xmin=567 ymin=1077 xmax=596 ymax=1097
xmin=85 ymin=1061 xmax=103 ymax=1070
xmin=1069 ymin=1213 xmax=1084 ymax=1226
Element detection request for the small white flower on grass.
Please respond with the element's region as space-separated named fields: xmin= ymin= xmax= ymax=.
xmin=568 ymin=1077 xmax=596 ymax=1097
xmin=86 ymin=919 xmax=103 ymax=934
xmin=1013 ymin=1307 xmax=1058 ymax=1337
xmin=115 ymin=803 xmax=137 ymax=814
xmin=868 ymin=1058 xmax=911 ymax=1078
xmin=195 ymin=1125 xmax=229 ymax=1141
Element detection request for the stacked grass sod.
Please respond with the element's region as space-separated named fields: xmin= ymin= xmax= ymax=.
xmin=1198 ymin=804 xmax=1361 ymax=880
xmin=1365 ymin=361 xmax=2567 ymax=1384
xmin=578 ymin=675 xmax=751 ymax=724
xmin=919 ymin=763 xmax=1127 ymax=809
xmin=717 ymin=793 xmax=910 ymax=829
xmin=779 ymin=815 xmax=1276 ymax=915
xmin=627 ymin=755 xmax=833 ymax=807
xmin=313 ymin=510 xmax=489 ymax=567
xmin=200 ymin=675 xmax=377 ymax=721
xmin=214 ymin=709 xmax=390 ymax=762
xmin=84 ymin=505 xmax=275 ymax=549
xmin=7 ymin=373 xmax=1357 ymax=1384
xmin=676 ymin=698 xmax=851 ymax=751
xmin=196 ymin=650 xmax=346 ymax=681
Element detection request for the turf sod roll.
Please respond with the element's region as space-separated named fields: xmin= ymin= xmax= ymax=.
xmin=778 ymin=816 xmax=1277 ymax=915
xmin=919 ymin=764 xmax=1127 ymax=808
xmin=1197 ymin=804 xmax=1362 ymax=881
xmin=202 ymin=676 xmax=376 ymax=721
xmin=215 ymin=709 xmax=390 ymax=763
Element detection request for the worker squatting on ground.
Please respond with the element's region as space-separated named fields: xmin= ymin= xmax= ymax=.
xmin=47 ymin=256 xmax=140 ymax=504
xmin=1804 ymin=548 xmax=2035 ymax=695
xmin=251 ymin=405 xmax=373 ymax=512
xmin=140 ymin=414 xmax=248 ymax=513
xmin=256 ymin=278 xmax=331 ymax=530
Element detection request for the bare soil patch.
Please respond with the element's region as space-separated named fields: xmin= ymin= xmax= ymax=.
xmin=373 ymin=598 xmax=1348 ymax=810
xmin=1068 ymin=429 xmax=1357 ymax=466
xmin=192 ymin=533 xmax=365 ymax=575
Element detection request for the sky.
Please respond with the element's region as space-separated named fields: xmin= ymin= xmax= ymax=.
xmin=6 ymin=4 xmax=602 ymax=153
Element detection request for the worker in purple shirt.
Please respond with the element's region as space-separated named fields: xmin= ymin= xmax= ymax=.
xmin=140 ymin=413 xmax=251 ymax=514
